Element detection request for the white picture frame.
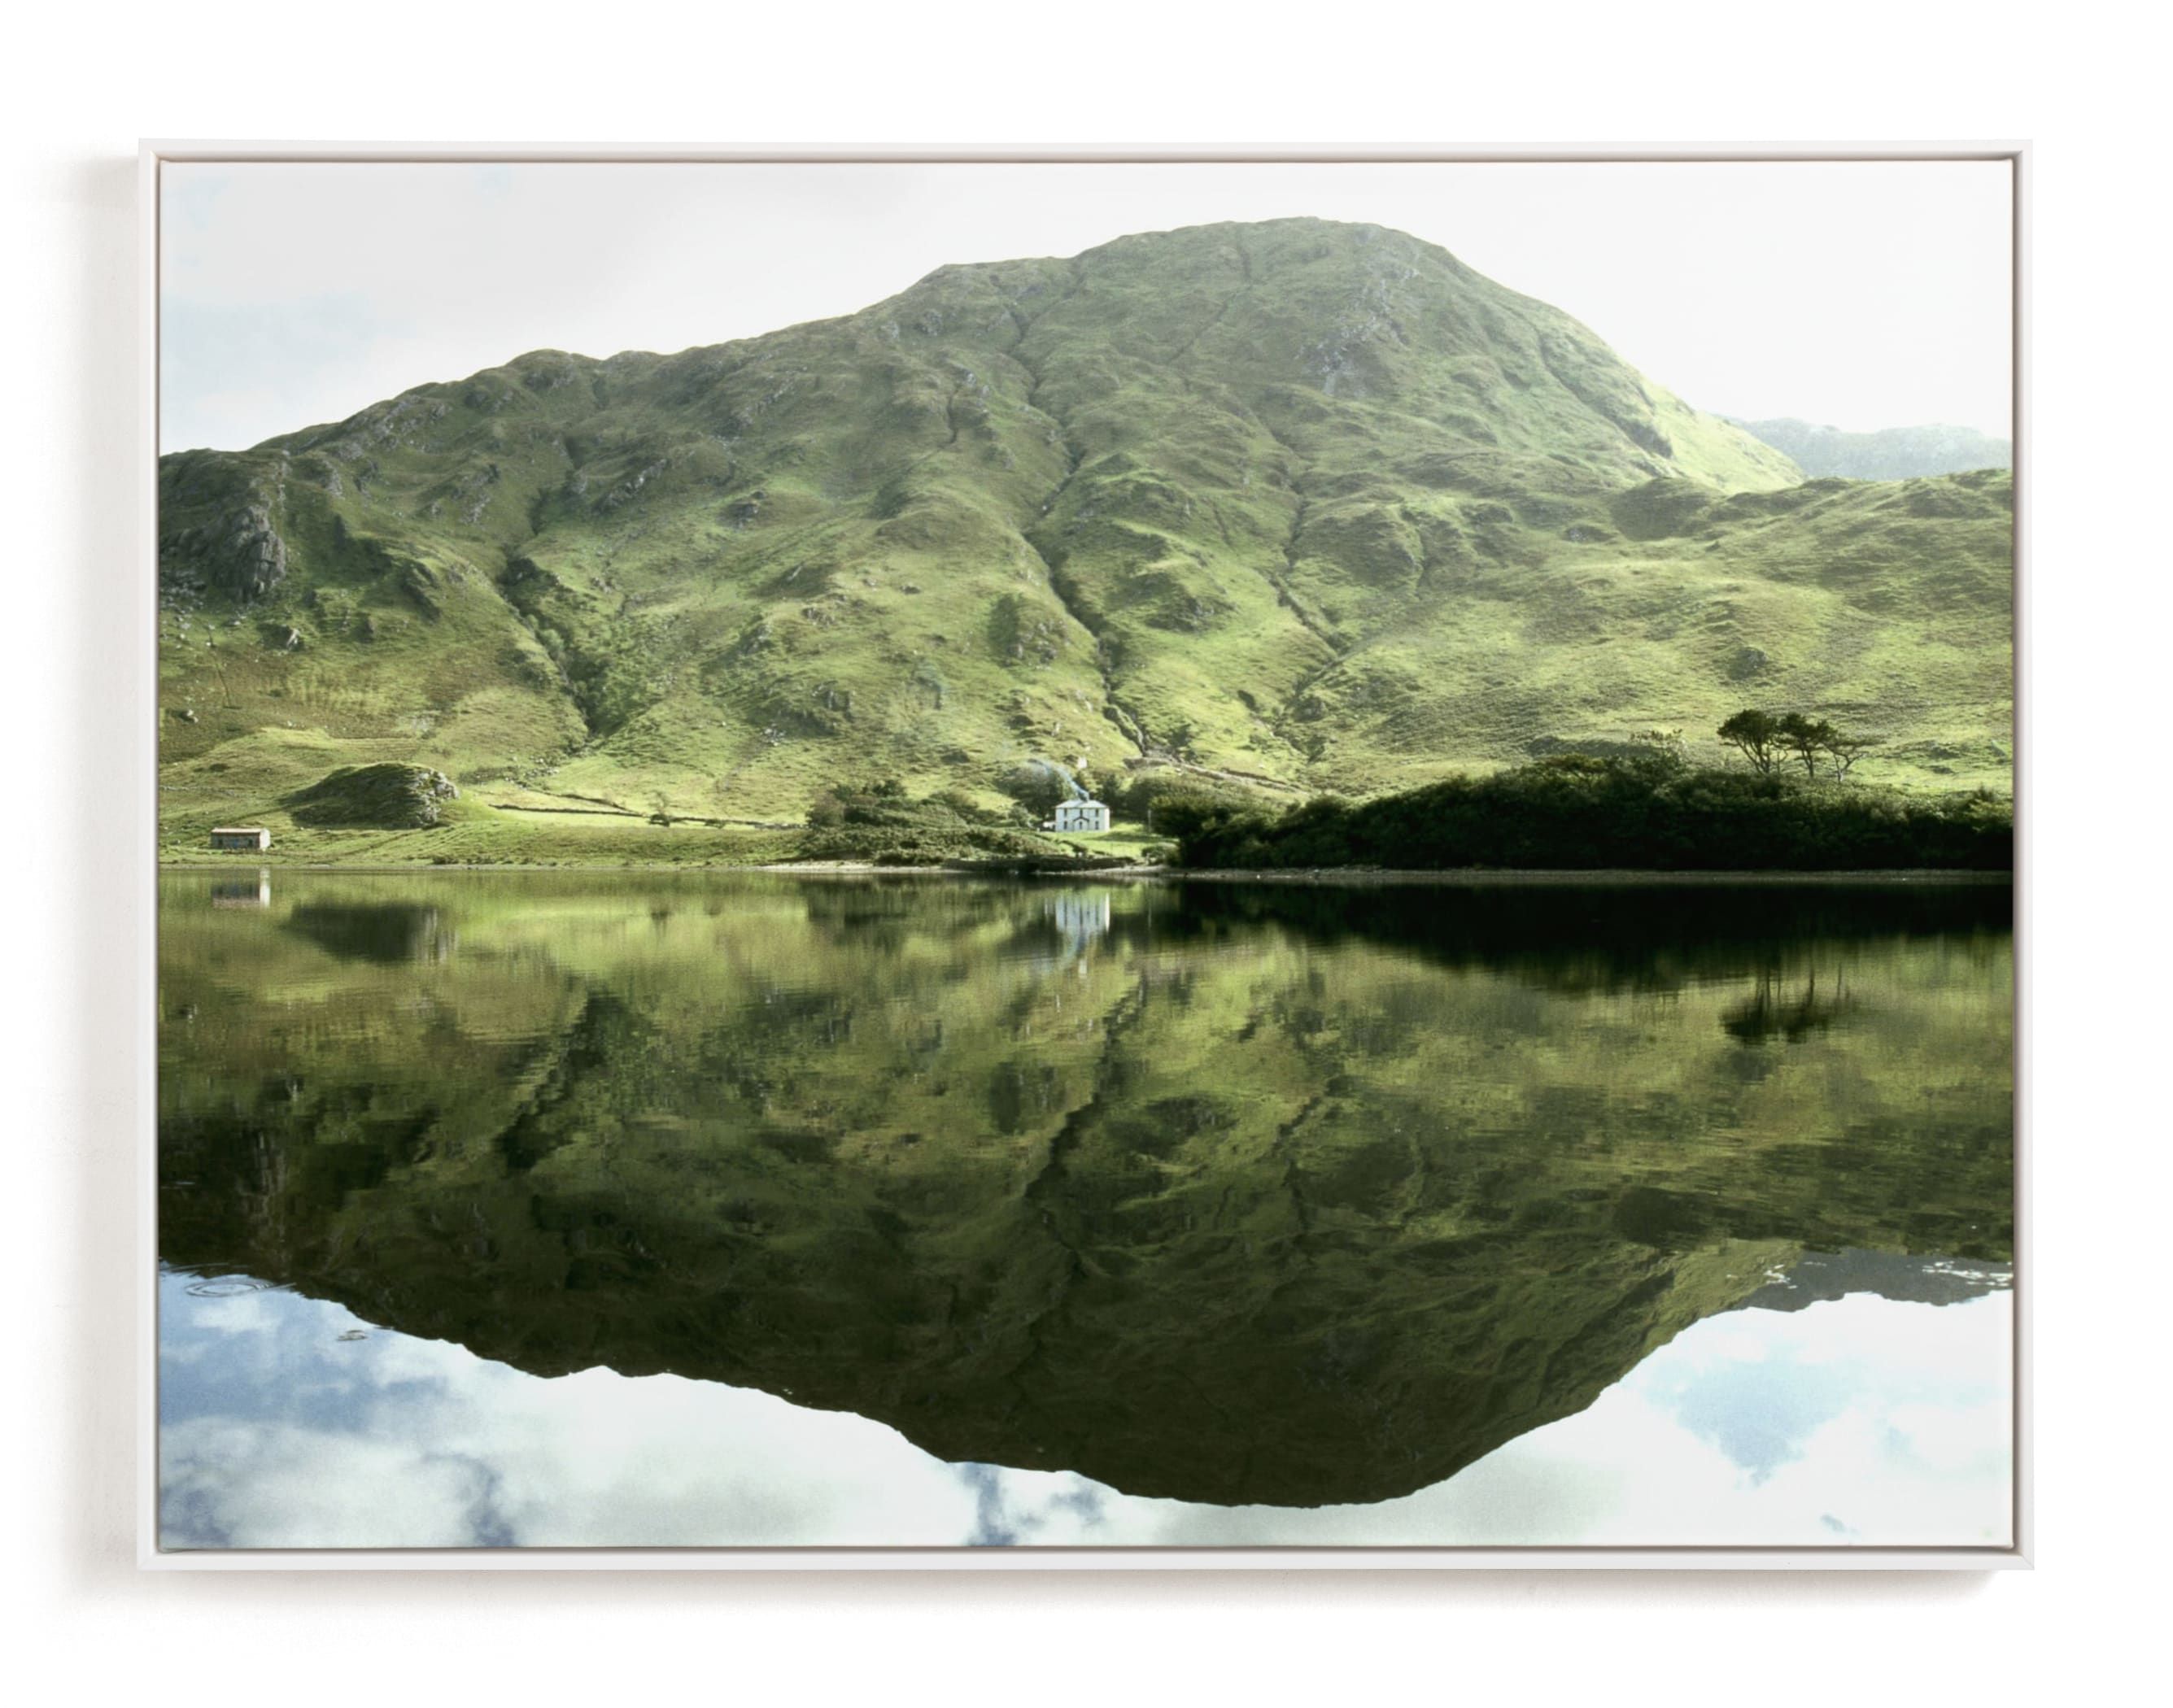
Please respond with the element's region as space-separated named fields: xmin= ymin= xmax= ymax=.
xmin=137 ymin=140 xmax=2030 ymax=1572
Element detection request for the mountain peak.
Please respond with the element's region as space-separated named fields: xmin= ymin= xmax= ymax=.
xmin=850 ymin=215 xmax=1795 ymax=496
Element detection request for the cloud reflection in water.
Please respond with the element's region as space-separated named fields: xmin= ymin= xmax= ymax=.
xmin=159 ymin=1269 xmax=2010 ymax=1550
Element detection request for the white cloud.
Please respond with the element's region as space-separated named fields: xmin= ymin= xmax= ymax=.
xmin=163 ymin=1417 xmax=500 ymax=1550
xmin=159 ymin=1279 xmax=983 ymax=1549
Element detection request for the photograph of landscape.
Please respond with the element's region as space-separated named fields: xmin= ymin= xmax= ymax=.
xmin=155 ymin=158 xmax=2015 ymax=1553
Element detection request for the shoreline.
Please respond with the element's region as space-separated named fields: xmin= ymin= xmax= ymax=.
xmin=159 ymin=859 xmax=2013 ymax=886
xmin=1080 ymin=866 xmax=2011 ymax=887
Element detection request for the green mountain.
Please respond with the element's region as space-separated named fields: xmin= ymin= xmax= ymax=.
xmin=1729 ymin=416 xmax=2013 ymax=480
xmin=158 ymin=217 xmax=2014 ymax=847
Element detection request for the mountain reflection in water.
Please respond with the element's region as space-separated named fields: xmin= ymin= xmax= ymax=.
xmin=158 ymin=871 xmax=2013 ymax=1540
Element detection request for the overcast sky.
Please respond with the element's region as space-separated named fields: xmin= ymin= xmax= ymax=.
xmin=160 ymin=159 xmax=2014 ymax=454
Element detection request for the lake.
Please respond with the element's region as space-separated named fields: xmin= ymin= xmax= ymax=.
xmin=157 ymin=869 xmax=2014 ymax=1551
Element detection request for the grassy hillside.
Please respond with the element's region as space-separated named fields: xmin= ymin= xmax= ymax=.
xmin=158 ymin=217 xmax=2014 ymax=853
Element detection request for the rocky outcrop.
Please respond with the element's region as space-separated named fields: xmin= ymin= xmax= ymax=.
xmin=284 ymin=763 xmax=460 ymax=828
xmin=161 ymin=495 xmax=290 ymax=601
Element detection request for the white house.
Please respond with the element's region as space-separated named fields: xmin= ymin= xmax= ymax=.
xmin=209 ymin=826 xmax=272 ymax=852
xmin=1050 ymin=799 xmax=1110 ymax=834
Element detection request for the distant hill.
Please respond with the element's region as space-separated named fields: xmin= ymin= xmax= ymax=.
xmin=1729 ymin=416 xmax=2012 ymax=480
xmin=158 ymin=217 xmax=2014 ymax=846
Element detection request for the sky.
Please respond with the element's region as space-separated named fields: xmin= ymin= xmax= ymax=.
xmin=159 ymin=1271 xmax=2013 ymax=1550
xmin=159 ymin=159 xmax=2014 ymax=454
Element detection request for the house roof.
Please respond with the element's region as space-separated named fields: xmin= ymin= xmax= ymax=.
xmin=209 ymin=826 xmax=269 ymax=835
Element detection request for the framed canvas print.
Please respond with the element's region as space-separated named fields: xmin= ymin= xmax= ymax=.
xmin=144 ymin=144 xmax=2024 ymax=1568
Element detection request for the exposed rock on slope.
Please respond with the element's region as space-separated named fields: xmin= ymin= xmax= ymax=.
xmin=286 ymin=763 xmax=460 ymax=828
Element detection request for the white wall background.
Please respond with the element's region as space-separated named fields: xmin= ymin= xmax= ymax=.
xmin=2 ymin=3 xmax=2163 ymax=1703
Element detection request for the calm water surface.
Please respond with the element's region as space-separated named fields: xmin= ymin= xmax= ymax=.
xmin=158 ymin=871 xmax=2014 ymax=1549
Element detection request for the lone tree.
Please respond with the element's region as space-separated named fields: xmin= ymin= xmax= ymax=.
xmin=1717 ymin=709 xmax=1783 ymax=774
xmin=1777 ymin=712 xmax=1839 ymax=779
xmin=1721 ymin=708 xmax=1872 ymax=781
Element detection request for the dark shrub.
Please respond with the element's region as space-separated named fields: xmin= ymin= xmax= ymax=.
xmin=1172 ymin=758 xmax=2011 ymax=873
